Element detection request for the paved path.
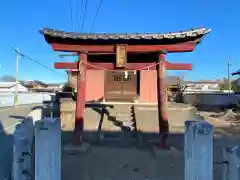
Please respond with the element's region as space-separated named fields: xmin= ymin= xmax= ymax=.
xmin=0 ymin=104 xmax=41 ymax=180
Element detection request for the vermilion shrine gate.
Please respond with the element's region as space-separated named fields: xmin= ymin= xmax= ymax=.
xmin=40 ymin=27 xmax=210 ymax=146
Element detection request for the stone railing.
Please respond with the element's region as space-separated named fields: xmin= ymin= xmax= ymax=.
xmin=10 ymin=116 xmax=240 ymax=180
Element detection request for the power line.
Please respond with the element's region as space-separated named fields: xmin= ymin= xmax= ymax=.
xmin=77 ymin=0 xmax=84 ymax=32
xmin=0 ymin=39 xmax=65 ymax=76
xmin=20 ymin=53 xmax=62 ymax=74
xmin=0 ymin=39 xmax=17 ymax=52
xmin=69 ymin=0 xmax=74 ymax=31
xmin=81 ymin=0 xmax=88 ymax=32
xmin=90 ymin=0 xmax=103 ymax=32
xmin=75 ymin=0 xmax=80 ymax=31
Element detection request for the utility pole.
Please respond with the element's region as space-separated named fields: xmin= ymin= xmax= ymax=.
xmin=14 ymin=48 xmax=19 ymax=108
xmin=227 ymin=59 xmax=231 ymax=94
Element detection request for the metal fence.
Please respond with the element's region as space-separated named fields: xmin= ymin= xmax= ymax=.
xmin=183 ymin=93 xmax=240 ymax=107
xmin=0 ymin=92 xmax=53 ymax=108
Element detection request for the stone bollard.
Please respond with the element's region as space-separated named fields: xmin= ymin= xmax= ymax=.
xmin=12 ymin=117 xmax=34 ymax=180
xmin=35 ymin=117 xmax=61 ymax=180
xmin=184 ymin=120 xmax=213 ymax=180
xmin=223 ymin=146 xmax=240 ymax=180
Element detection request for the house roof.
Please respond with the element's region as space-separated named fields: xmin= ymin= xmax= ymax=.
xmin=40 ymin=27 xmax=211 ymax=45
xmin=184 ymin=80 xmax=218 ymax=84
xmin=166 ymin=76 xmax=183 ymax=86
xmin=0 ymin=82 xmax=19 ymax=88
xmin=22 ymin=80 xmax=48 ymax=87
xmin=47 ymin=83 xmax=62 ymax=86
xmin=232 ymin=70 xmax=240 ymax=76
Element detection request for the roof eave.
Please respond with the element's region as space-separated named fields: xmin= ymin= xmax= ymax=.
xmin=40 ymin=27 xmax=211 ymax=45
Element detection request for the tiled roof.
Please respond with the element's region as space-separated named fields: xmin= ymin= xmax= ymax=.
xmin=23 ymin=80 xmax=47 ymax=87
xmin=40 ymin=27 xmax=210 ymax=43
xmin=166 ymin=76 xmax=183 ymax=86
xmin=184 ymin=80 xmax=218 ymax=84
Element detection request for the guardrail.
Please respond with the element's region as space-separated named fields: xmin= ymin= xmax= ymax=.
xmin=0 ymin=93 xmax=53 ymax=108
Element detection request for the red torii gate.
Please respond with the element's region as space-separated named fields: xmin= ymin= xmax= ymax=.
xmin=40 ymin=27 xmax=210 ymax=146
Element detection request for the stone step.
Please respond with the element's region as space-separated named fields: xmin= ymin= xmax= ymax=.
xmin=122 ymin=121 xmax=135 ymax=128
xmin=109 ymin=106 xmax=133 ymax=112
xmin=115 ymin=117 xmax=133 ymax=121
xmin=93 ymin=105 xmax=136 ymax=132
xmin=101 ymin=120 xmax=122 ymax=132
xmin=115 ymin=112 xmax=133 ymax=116
xmin=108 ymin=111 xmax=133 ymax=116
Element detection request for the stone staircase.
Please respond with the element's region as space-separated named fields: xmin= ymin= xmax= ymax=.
xmin=82 ymin=104 xmax=138 ymax=142
xmin=102 ymin=104 xmax=137 ymax=132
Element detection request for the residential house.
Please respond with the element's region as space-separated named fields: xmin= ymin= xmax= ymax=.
xmin=183 ymin=80 xmax=220 ymax=92
xmin=0 ymin=82 xmax=28 ymax=92
xmin=46 ymin=83 xmax=63 ymax=92
xmin=21 ymin=80 xmax=48 ymax=92
xmin=166 ymin=76 xmax=183 ymax=88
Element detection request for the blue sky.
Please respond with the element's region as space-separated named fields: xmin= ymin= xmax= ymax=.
xmin=0 ymin=0 xmax=239 ymax=83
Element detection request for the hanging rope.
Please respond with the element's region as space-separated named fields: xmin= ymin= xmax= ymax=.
xmin=79 ymin=60 xmax=163 ymax=71
xmin=70 ymin=60 xmax=165 ymax=81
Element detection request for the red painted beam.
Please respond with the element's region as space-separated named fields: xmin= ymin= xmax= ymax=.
xmin=54 ymin=61 xmax=78 ymax=69
xmin=165 ymin=62 xmax=192 ymax=70
xmin=55 ymin=62 xmax=158 ymax=70
xmin=51 ymin=42 xmax=197 ymax=53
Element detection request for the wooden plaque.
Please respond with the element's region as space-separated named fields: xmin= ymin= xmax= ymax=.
xmin=116 ymin=44 xmax=127 ymax=68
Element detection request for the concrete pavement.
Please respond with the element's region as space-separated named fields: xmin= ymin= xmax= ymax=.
xmin=0 ymin=104 xmax=42 ymax=180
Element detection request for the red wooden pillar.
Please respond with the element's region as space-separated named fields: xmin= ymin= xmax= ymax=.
xmin=157 ymin=51 xmax=169 ymax=148
xmin=73 ymin=53 xmax=87 ymax=145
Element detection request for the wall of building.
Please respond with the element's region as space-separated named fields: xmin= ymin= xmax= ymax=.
xmin=84 ymin=69 xmax=158 ymax=103
xmin=0 ymin=84 xmax=28 ymax=92
xmin=86 ymin=70 xmax=105 ymax=101
xmin=184 ymin=83 xmax=220 ymax=92
xmin=0 ymin=92 xmax=52 ymax=107
xmin=139 ymin=70 xmax=157 ymax=103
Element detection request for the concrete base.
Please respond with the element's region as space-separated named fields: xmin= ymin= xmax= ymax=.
xmin=63 ymin=142 xmax=90 ymax=153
